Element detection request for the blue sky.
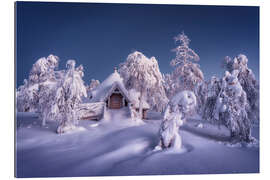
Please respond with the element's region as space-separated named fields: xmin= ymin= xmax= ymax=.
xmin=16 ymin=2 xmax=259 ymax=87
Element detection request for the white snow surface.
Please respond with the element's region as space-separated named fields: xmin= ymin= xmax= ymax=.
xmin=16 ymin=112 xmax=259 ymax=177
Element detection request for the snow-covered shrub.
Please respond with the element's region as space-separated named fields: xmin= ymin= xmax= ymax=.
xmin=168 ymin=32 xmax=204 ymax=96
xmin=222 ymin=54 xmax=259 ymax=122
xmin=157 ymin=91 xmax=196 ymax=150
xmin=119 ymin=51 xmax=169 ymax=116
xmin=213 ymin=70 xmax=253 ymax=142
xmin=47 ymin=60 xmax=87 ymax=133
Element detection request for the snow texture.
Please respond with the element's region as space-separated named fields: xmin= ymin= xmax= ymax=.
xmin=16 ymin=112 xmax=259 ymax=177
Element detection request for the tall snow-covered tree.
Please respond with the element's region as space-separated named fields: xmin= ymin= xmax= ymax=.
xmin=169 ymin=31 xmax=204 ymax=93
xmin=48 ymin=60 xmax=87 ymax=133
xmin=213 ymin=70 xmax=253 ymax=142
xmin=119 ymin=51 xmax=169 ymax=116
xmin=222 ymin=54 xmax=259 ymax=122
xmin=166 ymin=32 xmax=204 ymax=115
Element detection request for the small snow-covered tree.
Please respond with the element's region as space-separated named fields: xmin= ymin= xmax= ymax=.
xmin=16 ymin=79 xmax=39 ymax=112
xmin=213 ymin=70 xmax=253 ymax=142
xmin=119 ymin=51 xmax=168 ymax=116
xmin=38 ymin=81 xmax=58 ymax=126
xmin=88 ymin=79 xmax=100 ymax=91
xmin=194 ymin=81 xmax=208 ymax=115
xmin=156 ymin=91 xmax=197 ymax=150
xmin=87 ymin=79 xmax=100 ymax=98
xmin=222 ymin=54 xmax=259 ymax=122
xmin=202 ymin=76 xmax=222 ymax=123
xmin=48 ymin=60 xmax=87 ymax=133
xmin=169 ymin=32 xmax=204 ymax=93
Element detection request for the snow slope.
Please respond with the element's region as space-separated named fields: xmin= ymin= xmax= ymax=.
xmin=16 ymin=112 xmax=259 ymax=177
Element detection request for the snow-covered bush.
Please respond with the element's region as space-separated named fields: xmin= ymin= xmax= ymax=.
xmin=46 ymin=60 xmax=87 ymax=133
xmin=157 ymin=91 xmax=196 ymax=150
xmin=213 ymin=70 xmax=253 ymax=142
xmin=119 ymin=51 xmax=169 ymax=116
xmin=222 ymin=54 xmax=259 ymax=122
xmin=168 ymin=32 xmax=204 ymax=96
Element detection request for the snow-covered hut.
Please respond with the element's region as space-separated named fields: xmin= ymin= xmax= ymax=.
xmin=88 ymin=69 xmax=150 ymax=119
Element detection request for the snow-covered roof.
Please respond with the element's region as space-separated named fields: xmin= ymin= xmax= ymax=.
xmin=90 ymin=70 xmax=131 ymax=103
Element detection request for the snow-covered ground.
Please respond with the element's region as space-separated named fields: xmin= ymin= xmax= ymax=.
xmin=15 ymin=110 xmax=259 ymax=177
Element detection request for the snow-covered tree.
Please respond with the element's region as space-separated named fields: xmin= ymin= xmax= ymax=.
xmin=16 ymin=79 xmax=39 ymax=112
xmin=38 ymin=81 xmax=58 ymax=126
xmin=169 ymin=32 xmax=204 ymax=94
xmin=16 ymin=55 xmax=59 ymax=112
xmin=194 ymin=81 xmax=208 ymax=115
xmin=87 ymin=79 xmax=100 ymax=98
xmin=156 ymin=91 xmax=197 ymax=150
xmin=29 ymin=54 xmax=59 ymax=84
xmin=88 ymin=79 xmax=100 ymax=91
xmin=213 ymin=70 xmax=253 ymax=142
xmin=202 ymin=76 xmax=222 ymax=122
xmin=119 ymin=51 xmax=169 ymax=116
xmin=47 ymin=60 xmax=87 ymax=133
xmin=222 ymin=54 xmax=259 ymax=122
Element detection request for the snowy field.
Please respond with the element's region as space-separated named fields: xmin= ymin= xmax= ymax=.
xmin=15 ymin=110 xmax=259 ymax=178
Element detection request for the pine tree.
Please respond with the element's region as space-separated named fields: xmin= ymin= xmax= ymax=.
xmin=48 ymin=60 xmax=87 ymax=133
xmin=170 ymin=32 xmax=204 ymax=93
xmin=213 ymin=70 xmax=253 ymax=142
xmin=222 ymin=54 xmax=259 ymax=122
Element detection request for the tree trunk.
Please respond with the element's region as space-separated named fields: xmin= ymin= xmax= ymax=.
xmin=139 ymin=88 xmax=145 ymax=119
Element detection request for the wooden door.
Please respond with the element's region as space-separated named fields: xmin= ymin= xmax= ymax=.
xmin=110 ymin=94 xmax=123 ymax=109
